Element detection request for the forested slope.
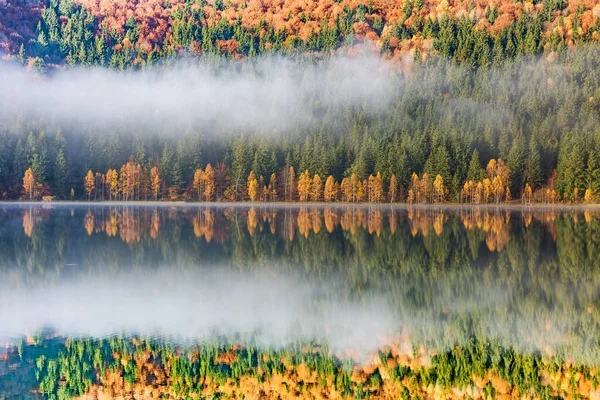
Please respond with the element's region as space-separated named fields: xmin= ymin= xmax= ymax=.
xmin=2 ymin=0 xmax=600 ymax=203
xmin=3 ymin=0 xmax=600 ymax=67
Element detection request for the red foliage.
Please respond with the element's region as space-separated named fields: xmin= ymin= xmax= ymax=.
xmin=0 ymin=0 xmax=43 ymax=54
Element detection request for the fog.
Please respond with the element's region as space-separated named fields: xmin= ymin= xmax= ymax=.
xmin=0 ymin=269 xmax=399 ymax=358
xmin=0 ymin=54 xmax=396 ymax=134
xmin=0 ymin=263 xmax=597 ymax=363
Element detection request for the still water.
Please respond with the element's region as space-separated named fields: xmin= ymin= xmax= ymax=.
xmin=1 ymin=204 xmax=600 ymax=399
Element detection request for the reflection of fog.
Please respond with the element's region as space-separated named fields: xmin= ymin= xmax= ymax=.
xmin=3 ymin=205 xmax=600 ymax=364
xmin=0 ymin=269 xmax=397 ymax=359
xmin=2 ymin=264 xmax=600 ymax=364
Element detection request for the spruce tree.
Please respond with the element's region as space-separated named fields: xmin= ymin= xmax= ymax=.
xmin=524 ymin=136 xmax=542 ymax=189
xmin=466 ymin=149 xmax=484 ymax=182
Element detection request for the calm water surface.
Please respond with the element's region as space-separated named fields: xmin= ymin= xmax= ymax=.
xmin=1 ymin=204 xmax=600 ymax=398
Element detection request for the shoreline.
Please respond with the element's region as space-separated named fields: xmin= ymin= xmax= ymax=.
xmin=2 ymin=200 xmax=600 ymax=211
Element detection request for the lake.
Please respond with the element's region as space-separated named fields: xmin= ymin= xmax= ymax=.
xmin=1 ymin=203 xmax=600 ymax=399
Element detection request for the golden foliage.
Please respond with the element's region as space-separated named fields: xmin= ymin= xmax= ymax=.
xmin=310 ymin=174 xmax=323 ymax=202
xmin=297 ymin=170 xmax=312 ymax=202
xmin=84 ymin=170 xmax=95 ymax=199
xmin=323 ymin=176 xmax=337 ymax=202
xmin=247 ymin=171 xmax=259 ymax=201
xmin=22 ymin=168 xmax=36 ymax=200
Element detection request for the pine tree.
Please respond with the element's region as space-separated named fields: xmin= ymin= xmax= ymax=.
xmin=586 ymin=150 xmax=600 ymax=194
xmin=466 ymin=149 xmax=484 ymax=182
xmin=523 ymin=136 xmax=542 ymax=190
xmin=388 ymin=174 xmax=398 ymax=203
xmin=507 ymin=134 xmax=527 ymax=195
xmin=54 ymin=148 xmax=68 ymax=199
xmin=17 ymin=44 xmax=26 ymax=66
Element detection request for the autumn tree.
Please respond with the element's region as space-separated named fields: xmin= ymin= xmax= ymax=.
xmin=297 ymin=170 xmax=311 ymax=202
xmin=150 ymin=166 xmax=161 ymax=200
xmin=247 ymin=170 xmax=258 ymax=201
xmin=268 ymin=173 xmax=278 ymax=201
xmin=84 ymin=170 xmax=95 ymax=200
xmin=324 ymin=176 xmax=337 ymax=202
xmin=23 ymin=168 xmax=36 ymax=200
xmin=367 ymin=172 xmax=383 ymax=203
xmin=106 ymin=169 xmax=119 ymax=201
xmin=433 ymin=174 xmax=446 ymax=203
xmin=523 ymin=183 xmax=533 ymax=204
xmin=388 ymin=174 xmax=398 ymax=203
xmin=119 ymin=162 xmax=140 ymax=201
xmin=193 ymin=168 xmax=204 ymax=201
xmin=310 ymin=174 xmax=322 ymax=202
xmin=203 ymin=163 xmax=215 ymax=201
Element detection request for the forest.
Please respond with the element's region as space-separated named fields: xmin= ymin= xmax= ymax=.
xmin=2 ymin=0 xmax=600 ymax=204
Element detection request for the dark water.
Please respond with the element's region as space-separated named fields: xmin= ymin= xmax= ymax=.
xmin=1 ymin=204 xmax=600 ymax=398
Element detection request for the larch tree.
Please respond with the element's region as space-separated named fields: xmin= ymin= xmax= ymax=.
xmin=247 ymin=170 xmax=258 ymax=201
xmin=150 ymin=166 xmax=161 ymax=200
xmin=23 ymin=168 xmax=36 ymax=200
xmin=433 ymin=174 xmax=446 ymax=203
xmin=388 ymin=174 xmax=398 ymax=203
xmin=106 ymin=169 xmax=119 ymax=201
xmin=203 ymin=163 xmax=215 ymax=201
xmin=297 ymin=170 xmax=312 ymax=202
xmin=324 ymin=176 xmax=337 ymax=202
xmin=84 ymin=170 xmax=95 ymax=200
xmin=193 ymin=168 xmax=204 ymax=200
xmin=268 ymin=173 xmax=278 ymax=201
xmin=310 ymin=174 xmax=322 ymax=202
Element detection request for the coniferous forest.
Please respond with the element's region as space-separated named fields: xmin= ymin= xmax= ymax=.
xmin=7 ymin=1 xmax=600 ymax=398
xmin=2 ymin=0 xmax=600 ymax=203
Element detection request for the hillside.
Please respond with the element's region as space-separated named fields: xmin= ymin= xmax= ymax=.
xmin=3 ymin=0 xmax=600 ymax=67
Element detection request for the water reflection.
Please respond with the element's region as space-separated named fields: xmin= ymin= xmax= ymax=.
xmin=4 ymin=204 xmax=600 ymax=397
xmin=14 ymin=205 xmax=582 ymax=249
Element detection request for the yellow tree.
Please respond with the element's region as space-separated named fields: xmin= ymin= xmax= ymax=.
xmin=150 ymin=166 xmax=161 ymax=200
xmin=340 ymin=178 xmax=351 ymax=202
xmin=193 ymin=168 xmax=204 ymax=201
xmin=350 ymin=173 xmax=360 ymax=203
xmin=492 ymin=176 xmax=504 ymax=203
xmin=482 ymin=178 xmax=493 ymax=203
xmin=247 ymin=171 xmax=258 ymax=201
xmin=585 ymin=188 xmax=594 ymax=203
xmin=119 ymin=162 xmax=138 ymax=201
xmin=23 ymin=168 xmax=36 ymax=200
xmin=523 ymin=183 xmax=533 ymax=204
xmin=420 ymin=173 xmax=431 ymax=203
xmin=433 ymin=174 xmax=445 ymax=203
xmin=409 ymin=173 xmax=420 ymax=203
xmin=106 ymin=169 xmax=119 ymax=201
xmin=388 ymin=174 xmax=398 ymax=203
xmin=324 ymin=176 xmax=337 ymax=202
xmin=311 ymin=174 xmax=322 ymax=202
xmin=297 ymin=170 xmax=312 ymax=202
xmin=203 ymin=163 xmax=215 ymax=201
xmin=269 ymin=173 xmax=277 ymax=201
xmin=84 ymin=170 xmax=95 ymax=200
xmin=368 ymin=172 xmax=383 ymax=203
